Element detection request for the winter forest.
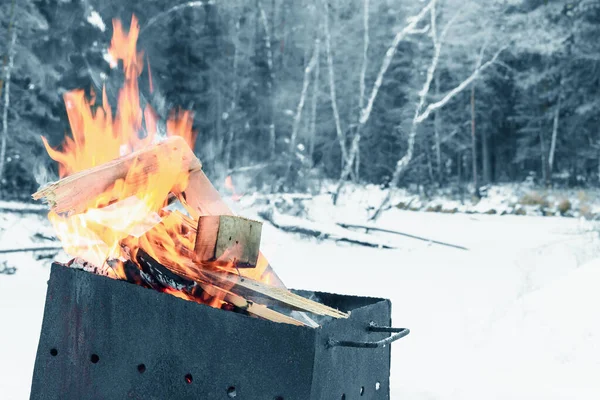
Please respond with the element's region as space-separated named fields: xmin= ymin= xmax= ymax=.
xmin=0 ymin=0 xmax=598 ymax=203
xmin=2 ymin=1 xmax=600 ymax=399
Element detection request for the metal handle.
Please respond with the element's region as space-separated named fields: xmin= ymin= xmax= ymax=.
xmin=327 ymin=322 xmax=410 ymax=349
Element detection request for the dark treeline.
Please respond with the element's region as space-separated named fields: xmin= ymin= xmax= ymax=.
xmin=0 ymin=0 xmax=599 ymax=202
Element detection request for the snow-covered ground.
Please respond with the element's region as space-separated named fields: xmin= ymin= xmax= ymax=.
xmin=1 ymin=197 xmax=600 ymax=399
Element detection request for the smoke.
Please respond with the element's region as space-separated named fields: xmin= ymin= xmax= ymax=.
xmin=33 ymin=161 xmax=57 ymax=189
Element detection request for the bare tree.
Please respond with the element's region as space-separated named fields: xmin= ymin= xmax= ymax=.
xmin=371 ymin=3 xmax=506 ymax=220
xmin=323 ymin=0 xmax=347 ymax=167
xmin=470 ymin=84 xmax=478 ymax=195
xmin=308 ymin=34 xmax=320 ymax=163
xmin=0 ymin=29 xmax=17 ymax=190
xmin=223 ymin=14 xmax=242 ymax=171
xmin=289 ymin=39 xmax=319 ymax=156
xmin=548 ymin=78 xmax=562 ymax=174
xmin=470 ymin=43 xmax=487 ymax=196
xmin=258 ymin=0 xmax=277 ymax=159
xmin=354 ymin=0 xmax=370 ymax=180
xmin=434 ymin=71 xmax=443 ymax=184
xmin=332 ymin=0 xmax=435 ymax=203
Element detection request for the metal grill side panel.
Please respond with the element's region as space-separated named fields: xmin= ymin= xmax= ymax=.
xmin=31 ymin=265 xmax=316 ymax=400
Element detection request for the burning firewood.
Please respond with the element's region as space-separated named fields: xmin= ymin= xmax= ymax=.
xmin=31 ymin=14 xmax=325 ymax=327
xmin=133 ymin=245 xmax=347 ymax=322
xmin=134 ymin=248 xmax=308 ymax=326
xmin=32 ymin=136 xmax=201 ymax=216
xmin=176 ymin=168 xmax=285 ymax=287
xmin=195 ymin=215 xmax=262 ymax=268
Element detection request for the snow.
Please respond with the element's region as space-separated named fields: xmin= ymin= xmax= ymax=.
xmin=2 ymin=198 xmax=600 ymax=399
xmin=86 ymin=10 xmax=106 ymax=32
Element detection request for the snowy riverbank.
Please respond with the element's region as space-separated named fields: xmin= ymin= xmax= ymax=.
xmin=1 ymin=201 xmax=599 ymax=399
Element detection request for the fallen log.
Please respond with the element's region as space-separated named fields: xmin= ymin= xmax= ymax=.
xmin=336 ymin=222 xmax=469 ymax=251
xmin=0 ymin=205 xmax=48 ymax=215
xmin=258 ymin=208 xmax=395 ymax=249
xmin=0 ymin=245 xmax=63 ymax=254
xmin=32 ymin=136 xmax=201 ymax=215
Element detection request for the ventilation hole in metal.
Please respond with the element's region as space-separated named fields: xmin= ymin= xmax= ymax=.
xmin=50 ymin=348 xmax=58 ymax=356
xmin=360 ymin=386 xmax=365 ymax=396
xmin=375 ymin=381 xmax=381 ymax=391
xmin=185 ymin=374 xmax=193 ymax=384
xmin=229 ymin=236 xmax=232 ymax=241
xmin=137 ymin=364 xmax=146 ymax=373
xmin=227 ymin=386 xmax=237 ymax=398
xmin=90 ymin=354 xmax=99 ymax=364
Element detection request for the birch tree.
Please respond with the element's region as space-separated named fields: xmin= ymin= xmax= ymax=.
xmin=548 ymin=77 xmax=562 ymax=174
xmin=289 ymin=39 xmax=319 ymax=157
xmin=223 ymin=14 xmax=242 ymax=171
xmin=308 ymin=35 xmax=320 ymax=162
xmin=332 ymin=0 xmax=435 ymax=203
xmin=371 ymin=2 xmax=505 ymax=219
xmin=258 ymin=0 xmax=277 ymax=159
xmin=323 ymin=0 xmax=347 ymax=167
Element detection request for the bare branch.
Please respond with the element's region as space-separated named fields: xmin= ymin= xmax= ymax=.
xmin=416 ymin=46 xmax=506 ymax=124
xmin=142 ymin=1 xmax=215 ymax=33
xmin=359 ymin=0 xmax=434 ymax=125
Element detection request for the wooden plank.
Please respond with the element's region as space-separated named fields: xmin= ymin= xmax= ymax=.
xmin=135 ymin=247 xmax=308 ymax=326
xmin=195 ymin=215 xmax=262 ymax=268
xmin=130 ymin=234 xmax=347 ymax=320
xmin=175 ymin=168 xmax=285 ymax=287
xmin=176 ymin=169 xmax=231 ymax=219
xmin=33 ymin=136 xmax=201 ymax=216
xmin=200 ymin=284 xmax=308 ymax=326
xmin=202 ymin=270 xmax=349 ymax=319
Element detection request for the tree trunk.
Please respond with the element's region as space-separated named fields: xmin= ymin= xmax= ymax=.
xmin=426 ymin=137 xmax=434 ymax=183
xmin=470 ymin=84 xmax=479 ymax=198
xmin=354 ymin=0 xmax=369 ymax=183
xmin=434 ymin=71 xmax=443 ymax=185
xmin=0 ymin=29 xmax=17 ymax=192
xmin=289 ymin=40 xmax=319 ymax=156
xmin=258 ymin=0 xmax=276 ymax=159
xmin=539 ymin=128 xmax=549 ymax=186
xmin=481 ymin=119 xmax=490 ymax=184
xmin=323 ymin=0 xmax=347 ymax=165
xmin=224 ymin=15 xmax=242 ymax=171
xmin=308 ymin=36 xmax=320 ymax=164
xmin=548 ymin=84 xmax=562 ymax=175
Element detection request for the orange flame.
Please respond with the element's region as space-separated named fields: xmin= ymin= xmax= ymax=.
xmin=39 ymin=16 xmax=232 ymax=304
xmin=224 ymin=175 xmax=242 ymax=202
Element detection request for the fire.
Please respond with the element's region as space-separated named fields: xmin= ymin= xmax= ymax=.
xmin=224 ymin=175 xmax=242 ymax=202
xmin=39 ymin=16 xmax=233 ymax=306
